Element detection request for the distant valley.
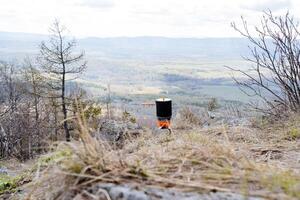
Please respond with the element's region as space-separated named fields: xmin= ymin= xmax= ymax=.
xmin=0 ymin=31 xmax=256 ymax=112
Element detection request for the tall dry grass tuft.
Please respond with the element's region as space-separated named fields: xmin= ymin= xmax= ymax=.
xmin=74 ymin=103 xmax=107 ymax=171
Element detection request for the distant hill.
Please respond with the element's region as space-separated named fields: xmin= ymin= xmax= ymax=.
xmin=79 ymin=36 xmax=252 ymax=60
xmin=0 ymin=31 xmax=251 ymax=61
xmin=0 ymin=32 xmax=46 ymax=51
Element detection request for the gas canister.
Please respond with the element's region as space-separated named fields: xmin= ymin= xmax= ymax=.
xmin=155 ymin=98 xmax=172 ymax=129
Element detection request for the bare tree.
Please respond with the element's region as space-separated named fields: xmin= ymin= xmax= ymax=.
xmin=105 ymin=83 xmax=112 ymax=119
xmin=22 ymin=58 xmax=44 ymax=123
xmin=0 ymin=61 xmax=21 ymax=116
xmin=0 ymin=61 xmax=20 ymax=157
xmin=228 ymin=11 xmax=300 ymax=115
xmin=0 ymin=61 xmax=41 ymax=160
xmin=39 ymin=20 xmax=87 ymax=141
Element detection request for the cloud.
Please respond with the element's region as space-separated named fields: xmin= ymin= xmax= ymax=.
xmin=78 ymin=0 xmax=114 ymax=9
xmin=241 ymin=0 xmax=291 ymax=12
xmin=132 ymin=8 xmax=170 ymax=16
xmin=0 ymin=0 xmax=299 ymax=38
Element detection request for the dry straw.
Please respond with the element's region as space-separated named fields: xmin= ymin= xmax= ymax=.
xmin=25 ymin=105 xmax=300 ymax=199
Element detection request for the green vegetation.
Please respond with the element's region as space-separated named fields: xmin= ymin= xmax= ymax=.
xmin=122 ymin=110 xmax=137 ymax=123
xmin=262 ymin=170 xmax=300 ymax=199
xmin=0 ymin=172 xmax=27 ymax=194
xmin=286 ymin=128 xmax=300 ymax=140
xmin=38 ymin=148 xmax=73 ymax=166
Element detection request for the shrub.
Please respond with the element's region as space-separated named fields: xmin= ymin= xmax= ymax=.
xmin=285 ymin=128 xmax=300 ymax=140
xmin=207 ymin=98 xmax=218 ymax=111
xmin=229 ymin=11 xmax=300 ymax=116
xmin=174 ymin=107 xmax=202 ymax=129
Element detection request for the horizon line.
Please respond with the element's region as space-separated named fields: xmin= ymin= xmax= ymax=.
xmin=0 ymin=30 xmax=245 ymax=40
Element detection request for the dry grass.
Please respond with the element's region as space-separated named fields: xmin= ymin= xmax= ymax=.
xmin=173 ymin=107 xmax=203 ymax=129
xmin=0 ymin=105 xmax=295 ymax=199
xmin=17 ymin=111 xmax=300 ymax=200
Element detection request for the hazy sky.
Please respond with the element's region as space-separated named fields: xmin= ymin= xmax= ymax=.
xmin=0 ymin=0 xmax=296 ymax=38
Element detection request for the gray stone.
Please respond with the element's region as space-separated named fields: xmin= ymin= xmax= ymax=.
xmin=0 ymin=166 xmax=8 ymax=174
xmin=89 ymin=183 xmax=264 ymax=200
xmin=95 ymin=119 xmax=143 ymax=147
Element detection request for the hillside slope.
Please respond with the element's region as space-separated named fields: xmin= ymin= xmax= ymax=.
xmin=1 ymin=114 xmax=299 ymax=200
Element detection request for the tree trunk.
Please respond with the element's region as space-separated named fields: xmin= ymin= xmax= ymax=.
xmin=62 ymin=63 xmax=70 ymax=141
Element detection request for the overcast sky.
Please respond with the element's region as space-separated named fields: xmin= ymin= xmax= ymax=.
xmin=0 ymin=0 xmax=297 ymax=38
